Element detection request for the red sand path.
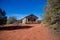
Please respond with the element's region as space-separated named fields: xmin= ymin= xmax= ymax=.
xmin=0 ymin=24 xmax=60 ymax=40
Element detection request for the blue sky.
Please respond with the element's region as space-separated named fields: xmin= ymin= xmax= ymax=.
xmin=0 ymin=0 xmax=47 ymax=20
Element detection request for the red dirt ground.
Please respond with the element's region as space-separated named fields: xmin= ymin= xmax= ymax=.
xmin=0 ymin=24 xmax=60 ymax=40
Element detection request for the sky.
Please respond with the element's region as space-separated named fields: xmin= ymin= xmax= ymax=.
xmin=0 ymin=0 xmax=47 ymax=20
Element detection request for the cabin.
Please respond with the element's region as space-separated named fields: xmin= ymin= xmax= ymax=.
xmin=22 ymin=14 xmax=38 ymax=24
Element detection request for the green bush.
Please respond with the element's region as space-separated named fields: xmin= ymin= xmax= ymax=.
xmin=17 ymin=20 xmax=22 ymax=23
xmin=38 ymin=20 xmax=41 ymax=23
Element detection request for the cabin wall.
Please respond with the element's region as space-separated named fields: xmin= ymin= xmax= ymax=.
xmin=27 ymin=18 xmax=38 ymax=24
xmin=22 ymin=18 xmax=27 ymax=24
xmin=22 ymin=18 xmax=38 ymax=24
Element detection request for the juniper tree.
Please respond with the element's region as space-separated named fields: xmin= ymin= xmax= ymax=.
xmin=0 ymin=8 xmax=7 ymax=25
xmin=43 ymin=0 xmax=60 ymax=29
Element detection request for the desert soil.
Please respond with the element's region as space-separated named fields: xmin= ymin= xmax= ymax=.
xmin=0 ymin=24 xmax=60 ymax=40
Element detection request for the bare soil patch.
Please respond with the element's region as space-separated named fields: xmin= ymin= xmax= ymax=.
xmin=0 ymin=24 xmax=60 ymax=40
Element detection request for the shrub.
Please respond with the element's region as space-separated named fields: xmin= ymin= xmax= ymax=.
xmin=7 ymin=16 xmax=17 ymax=24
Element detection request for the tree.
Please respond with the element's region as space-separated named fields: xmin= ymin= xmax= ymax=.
xmin=43 ymin=0 xmax=60 ymax=30
xmin=0 ymin=8 xmax=7 ymax=25
xmin=7 ymin=16 xmax=17 ymax=24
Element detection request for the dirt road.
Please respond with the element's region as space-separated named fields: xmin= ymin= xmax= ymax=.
xmin=0 ymin=24 xmax=60 ymax=40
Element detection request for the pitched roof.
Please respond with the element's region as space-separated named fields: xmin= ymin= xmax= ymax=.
xmin=25 ymin=14 xmax=38 ymax=19
xmin=21 ymin=14 xmax=38 ymax=20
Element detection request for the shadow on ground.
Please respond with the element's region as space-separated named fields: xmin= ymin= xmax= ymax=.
xmin=0 ymin=26 xmax=32 ymax=31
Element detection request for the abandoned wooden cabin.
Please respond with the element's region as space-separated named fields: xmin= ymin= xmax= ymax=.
xmin=22 ymin=14 xmax=38 ymax=24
